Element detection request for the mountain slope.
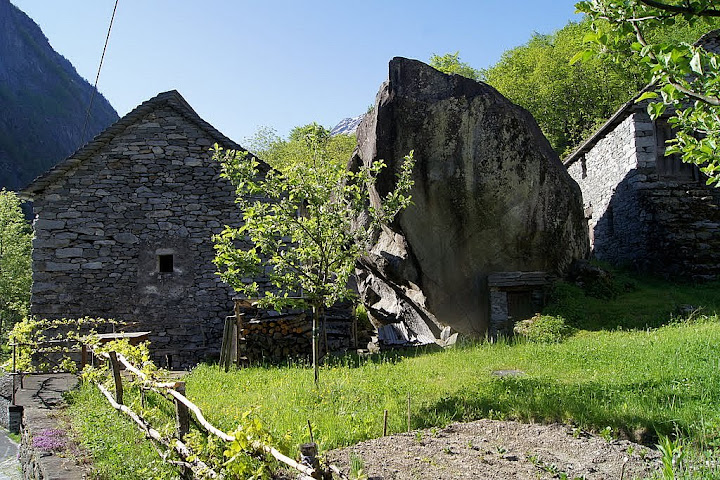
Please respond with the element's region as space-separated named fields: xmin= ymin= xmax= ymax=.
xmin=330 ymin=114 xmax=364 ymax=136
xmin=0 ymin=0 xmax=118 ymax=190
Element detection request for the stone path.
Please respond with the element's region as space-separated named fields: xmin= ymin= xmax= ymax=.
xmin=0 ymin=430 xmax=20 ymax=480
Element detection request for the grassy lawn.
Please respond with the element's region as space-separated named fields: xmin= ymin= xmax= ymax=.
xmin=64 ymin=275 xmax=720 ymax=478
xmin=182 ymin=320 xmax=720 ymax=452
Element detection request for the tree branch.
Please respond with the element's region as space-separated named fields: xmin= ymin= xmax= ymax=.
xmin=637 ymin=0 xmax=720 ymax=17
xmin=669 ymin=81 xmax=720 ymax=106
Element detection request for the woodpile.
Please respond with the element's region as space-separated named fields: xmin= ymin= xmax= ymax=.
xmin=238 ymin=306 xmax=354 ymax=363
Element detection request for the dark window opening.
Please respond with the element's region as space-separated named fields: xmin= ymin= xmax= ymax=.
xmin=656 ymin=118 xmax=699 ymax=181
xmin=159 ymin=254 xmax=174 ymax=273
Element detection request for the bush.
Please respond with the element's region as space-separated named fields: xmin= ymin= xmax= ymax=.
xmin=513 ymin=314 xmax=574 ymax=343
xmin=543 ymin=282 xmax=586 ymax=326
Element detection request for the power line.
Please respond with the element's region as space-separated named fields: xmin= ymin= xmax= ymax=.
xmin=80 ymin=0 xmax=119 ymax=145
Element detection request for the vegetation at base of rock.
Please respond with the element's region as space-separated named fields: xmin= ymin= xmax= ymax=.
xmin=0 ymin=190 xmax=31 ymax=339
xmin=513 ymin=314 xmax=574 ymax=343
xmin=544 ymin=273 xmax=720 ymax=331
xmin=576 ymin=0 xmax=720 ymax=185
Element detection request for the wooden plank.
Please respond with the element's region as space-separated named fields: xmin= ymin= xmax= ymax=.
xmin=487 ymin=271 xmax=554 ymax=288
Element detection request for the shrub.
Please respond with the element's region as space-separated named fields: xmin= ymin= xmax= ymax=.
xmin=6 ymin=316 xmax=120 ymax=373
xmin=543 ymin=282 xmax=586 ymax=326
xmin=513 ymin=314 xmax=574 ymax=343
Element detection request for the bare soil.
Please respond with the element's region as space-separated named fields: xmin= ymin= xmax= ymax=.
xmin=325 ymin=420 xmax=662 ymax=480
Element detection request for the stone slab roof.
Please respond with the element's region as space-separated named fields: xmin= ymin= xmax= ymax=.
xmin=20 ymin=89 xmax=259 ymax=199
xmin=564 ymin=29 xmax=720 ymax=167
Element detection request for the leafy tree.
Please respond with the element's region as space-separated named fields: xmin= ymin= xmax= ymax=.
xmin=244 ymin=123 xmax=356 ymax=173
xmin=576 ymin=0 xmax=720 ymax=183
xmin=213 ymin=126 xmax=415 ymax=384
xmin=0 ymin=189 xmax=32 ymax=336
xmin=482 ymin=21 xmax=646 ymax=156
xmin=428 ymin=52 xmax=483 ymax=81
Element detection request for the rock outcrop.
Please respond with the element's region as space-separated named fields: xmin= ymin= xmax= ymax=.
xmin=353 ymin=57 xmax=588 ymax=339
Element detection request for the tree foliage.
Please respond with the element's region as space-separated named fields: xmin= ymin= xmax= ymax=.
xmin=432 ymin=16 xmax=717 ymax=158
xmin=213 ymin=126 xmax=414 ymax=383
xmin=576 ymin=0 xmax=720 ymax=183
xmin=429 ymin=52 xmax=483 ymax=81
xmin=482 ymin=21 xmax=646 ymax=156
xmin=0 ymin=189 xmax=31 ymax=333
xmin=244 ymin=123 xmax=356 ymax=173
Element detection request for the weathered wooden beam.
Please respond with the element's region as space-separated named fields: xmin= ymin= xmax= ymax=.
xmin=173 ymin=382 xmax=190 ymax=440
xmin=108 ymin=351 xmax=123 ymax=405
xmin=97 ymin=383 xmax=218 ymax=478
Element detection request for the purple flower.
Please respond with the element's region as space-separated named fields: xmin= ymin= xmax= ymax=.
xmin=32 ymin=429 xmax=66 ymax=452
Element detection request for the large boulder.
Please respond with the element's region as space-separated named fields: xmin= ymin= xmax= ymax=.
xmin=352 ymin=57 xmax=588 ymax=340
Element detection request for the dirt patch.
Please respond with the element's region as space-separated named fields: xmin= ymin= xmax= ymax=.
xmin=325 ymin=420 xmax=662 ymax=479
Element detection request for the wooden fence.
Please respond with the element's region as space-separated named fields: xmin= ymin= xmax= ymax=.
xmin=96 ymin=351 xmax=344 ymax=479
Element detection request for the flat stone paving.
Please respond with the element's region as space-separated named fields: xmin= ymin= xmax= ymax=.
xmin=14 ymin=374 xmax=87 ymax=479
xmin=0 ymin=430 xmax=20 ymax=480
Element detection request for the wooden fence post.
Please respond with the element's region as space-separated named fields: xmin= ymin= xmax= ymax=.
xmin=108 ymin=352 xmax=123 ymax=405
xmin=174 ymin=382 xmax=190 ymax=440
xmin=407 ymin=392 xmax=411 ymax=433
xmin=299 ymin=442 xmax=321 ymax=479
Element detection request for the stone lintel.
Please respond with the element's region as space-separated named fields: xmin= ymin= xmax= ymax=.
xmin=487 ymin=271 xmax=554 ymax=288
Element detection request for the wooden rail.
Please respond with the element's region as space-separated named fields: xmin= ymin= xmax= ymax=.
xmin=97 ymin=351 xmax=324 ymax=479
xmin=97 ymin=383 xmax=218 ymax=478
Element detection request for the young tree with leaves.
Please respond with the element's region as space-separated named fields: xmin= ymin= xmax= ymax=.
xmin=576 ymin=0 xmax=720 ymax=183
xmin=213 ymin=125 xmax=414 ymax=385
xmin=0 ymin=190 xmax=32 ymax=336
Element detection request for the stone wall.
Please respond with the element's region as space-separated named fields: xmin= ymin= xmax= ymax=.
xmin=567 ymin=106 xmax=720 ymax=279
xmin=29 ymin=104 xmax=262 ymax=367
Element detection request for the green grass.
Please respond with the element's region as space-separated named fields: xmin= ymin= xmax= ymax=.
xmin=182 ymin=319 xmax=720 ymax=453
xmin=545 ymin=274 xmax=720 ymax=330
xmin=64 ymin=273 xmax=720 ymax=478
xmin=65 ymin=385 xmax=177 ymax=480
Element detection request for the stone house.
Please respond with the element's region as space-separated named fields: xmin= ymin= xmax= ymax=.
xmin=20 ymin=90 xmax=268 ymax=368
xmin=564 ymin=30 xmax=720 ymax=280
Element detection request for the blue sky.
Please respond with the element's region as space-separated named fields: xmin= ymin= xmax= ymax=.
xmin=11 ymin=1 xmax=582 ymax=143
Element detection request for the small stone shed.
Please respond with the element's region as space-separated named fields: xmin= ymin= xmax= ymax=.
xmin=564 ymin=31 xmax=720 ymax=280
xmin=20 ymin=90 xmax=269 ymax=368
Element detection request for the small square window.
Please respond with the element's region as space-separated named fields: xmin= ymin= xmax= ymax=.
xmin=159 ymin=254 xmax=174 ymax=273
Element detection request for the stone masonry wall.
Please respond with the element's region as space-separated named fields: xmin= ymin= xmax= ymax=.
xmin=30 ymin=106 xmax=261 ymax=367
xmin=567 ymin=106 xmax=720 ymax=278
xmin=567 ymin=108 xmax=653 ymax=267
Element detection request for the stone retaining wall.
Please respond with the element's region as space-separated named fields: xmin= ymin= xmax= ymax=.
xmin=15 ymin=375 xmax=87 ymax=480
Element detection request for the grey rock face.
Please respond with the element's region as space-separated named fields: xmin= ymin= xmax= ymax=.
xmin=353 ymin=57 xmax=588 ymax=337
